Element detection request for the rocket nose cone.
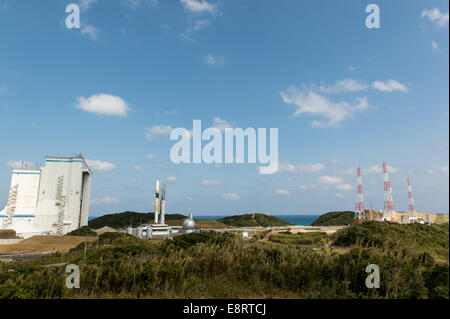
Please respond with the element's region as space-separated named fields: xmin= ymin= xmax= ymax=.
xmin=156 ymin=180 xmax=160 ymax=189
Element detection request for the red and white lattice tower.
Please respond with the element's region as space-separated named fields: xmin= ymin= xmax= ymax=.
xmin=383 ymin=161 xmax=395 ymax=218
xmin=354 ymin=166 xmax=365 ymax=223
xmin=407 ymin=177 xmax=416 ymax=218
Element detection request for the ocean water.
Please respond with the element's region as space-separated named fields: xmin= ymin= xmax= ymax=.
xmin=196 ymin=215 xmax=320 ymax=226
xmin=89 ymin=215 xmax=320 ymax=226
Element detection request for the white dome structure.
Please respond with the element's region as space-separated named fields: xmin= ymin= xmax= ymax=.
xmin=182 ymin=213 xmax=195 ymax=233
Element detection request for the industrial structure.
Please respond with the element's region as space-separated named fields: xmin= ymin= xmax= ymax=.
xmin=353 ymin=161 xmax=427 ymax=224
xmin=383 ymin=161 xmax=395 ymax=220
xmin=354 ymin=166 xmax=365 ymax=223
xmin=150 ymin=179 xmax=171 ymax=237
xmin=0 ymin=155 xmax=92 ymax=237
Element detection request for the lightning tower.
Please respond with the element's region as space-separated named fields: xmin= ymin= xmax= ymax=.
xmin=354 ymin=166 xmax=365 ymax=223
xmin=407 ymin=177 xmax=416 ymax=218
xmin=383 ymin=161 xmax=395 ymax=218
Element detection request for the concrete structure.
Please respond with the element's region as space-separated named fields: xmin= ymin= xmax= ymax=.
xmin=0 ymin=155 xmax=92 ymax=237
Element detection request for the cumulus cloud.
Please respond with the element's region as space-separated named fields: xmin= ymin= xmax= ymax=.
xmin=212 ymin=117 xmax=231 ymax=132
xmin=146 ymin=154 xmax=156 ymax=160
xmin=276 ymin=189 xmax=291 ymax=195
xmin=6 ymin=161 xmax=36 ymax=169
xmin=133 ymin=165 xmax=144 ymax=171
xmin=121 ymin=0 xmax=158 ymax=9
xmin=335 ymin=193 xmax=345 ymax=198
xmin=319 ymin=78 xmax=368 ymax=94
xmin=76 ymin=94 xmax=130 ymax=116
xmin=201 ymin=179 xmax=223 ymax=185
xmin=222 ymin=192 xmax=240 ymax=200
xmin=336 ymin=184 xmax=352 ymax=191
xmin=298 ymin=163 xmax=325 ymax=173
xmin=421 ymin=8 xmax=449 ymax=27
xmin=298 ymin=185 xmax=309 ymax=191
xmin=181 ymin=0 xmax=216 ymax=14
xmin=277 ymin=159 xmax=297 ymax=173
xmin=91 ymin=196 xmax=119 ymax=204
xmin=86 ymin=160 xmax=116 ymax=171
xmin=79 ymin=0 xmax=97 ymax=11
xmin=441 ymin=166 xmax=449 ymax=174
xmin=319 ymin=175 xmax=343 ymax=185
xmin=364 ymin=165 xmax=397 ymax=174
xmin=81 ymin=24 xmax=100 ymax=40
xmin=372 ymin=79 xmax=408 ymax=92
xmin=180 ymin=19 xmax=210 ymax=43
xmin=281 ymin=85 xmax=369 ymax=128
xmin=426 ymin=169 xmax=434 ymax=174
xmin=204 ymin=54 xmax=225 ymax=66
xmin=145 ymin=125 xmax=173 ymax=140
xmin=167 ymin=176 xmax=178 ymax=182
xmin=431 ymin=40 xmax=439 ymax=51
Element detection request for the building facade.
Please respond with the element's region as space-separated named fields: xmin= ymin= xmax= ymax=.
xmin=0 ymin=155 xmax=92 ymax=237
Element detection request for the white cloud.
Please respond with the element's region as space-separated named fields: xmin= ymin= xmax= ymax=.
xmin=277 ymin=159 xmax=297 ymax=173
xmin=186 ymin=196 xmax=193 ymax=200
xmin=133 ymin=165 xmax=144 ymax=171
xmin=201 ymin=179 xmax=223 ymax=185
xmin=0 ymin=85 xmax=7 ymax=93
xmin=167 ymin=176 xmax=178 ymax=182
xmin=440 ymin=166 xmax=449 ymax=174
xmin=298 ymin=163 xmax=325 ymax=173
xmin=421 ymin=8 xmax=449 ymax=27
xmin=320 ymin=78 xmax=368 ymax=94
xmin=330 ymin=159 xmax=341 ymax=164
xmin=281 ymin=86 xmax=369 ymax=128
xmin=298 ymin=185 xmax=309 ymax=190
xmin=431 ymin=40 xmax=439 ymax=51
xmin=319 ymin=175 xmax=343 ymax=185
xmin=336 ymin=183 xmax=352 ymax=191
xmin=81 ymin=24 xmax=100 ymax=40
xmin=86 ymin=160 xmax=116 ymax=171
xmin=145 ymin=125 xmax=173 ymax=140
xmin=79 ymin=0 xmax=97 ymax=11
xmin=372 ymin=79 xmax=408 ymax=92
xmin=364 ymin=165 xmax=397 ymax=174
xmin=181 ymin=0 xmax=216 ymax=14
xmin=212 ymin=117 xmax=231 ymax=132
xmin=180 ymin=19 xmax=210 ymax=43
xmin=276 ymin=189 xmax=291 ymax=195
xmin=335 ymin=193 xmax=345 ymax=198
xmin=146 ymin=154 xmax=156 ymax=160
xmin=222 ymin=192 xmax=240 ymax=200
xmin=76 ymin=94 xmax=130 ymax=116
xmin=91 ymin=196 xmax=119 ymax=204
xmin=204 ymin=54 xmax=225 ymax=66
xmin=426 ymin=169 xmax=434 ymax=174
xmin=338 ymin=167 xmax=356 ymax=175
xmin=6 ymin=161 xmax=36 ymax=169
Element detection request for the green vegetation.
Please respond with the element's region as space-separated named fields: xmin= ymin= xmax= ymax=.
xmin=88 ymin=211 xmax=186 ymax=229
xmin=65 ymin=226 xmax=97 ymax=237
xmin=332 ymin=221 xmax=449 ymax=262
xmin=218 ymin=214 xmax=292 ymax=227
xmin=269 ymin=232 xmax=330 ymax=246
xmin=0 ymin=222 xmax=448 ymax=299
xmin=311 ymin=211 xmax=354 ymax=226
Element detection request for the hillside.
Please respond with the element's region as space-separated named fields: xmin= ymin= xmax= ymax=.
xmin=1 ymin=226 xmax=448 ymax=299
xmin=311 ymin=211 xmax=354 ymax=226
xmin=218 ymin=214 xmax=292 ymax=227
xmin=332 ymin=221 xmax=449 ymax=262
xmin=88 ymin=211 xmax=186 ymax=229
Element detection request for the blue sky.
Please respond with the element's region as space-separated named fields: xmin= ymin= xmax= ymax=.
xmin=0 ymin=0 xmax=448 ymax=217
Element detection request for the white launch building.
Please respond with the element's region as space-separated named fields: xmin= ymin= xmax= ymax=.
xmin=0 ymin=155 xmax=92 ymax=238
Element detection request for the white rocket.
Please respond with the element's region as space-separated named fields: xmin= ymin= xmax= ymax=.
xmin=154 ymin=180 xmax=160 ymax=224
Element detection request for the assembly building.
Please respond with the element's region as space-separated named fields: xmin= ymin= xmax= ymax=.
xmin=0 ymin=155 xmax=92 ymax=238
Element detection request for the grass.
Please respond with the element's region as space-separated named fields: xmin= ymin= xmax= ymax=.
xmin=218 ymin=214 xmax=292 ymax=227
xmin=269 ymin=232 xmax=330 ymax=246
xmin=0 ymin=223 xmax=448 ymax=299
